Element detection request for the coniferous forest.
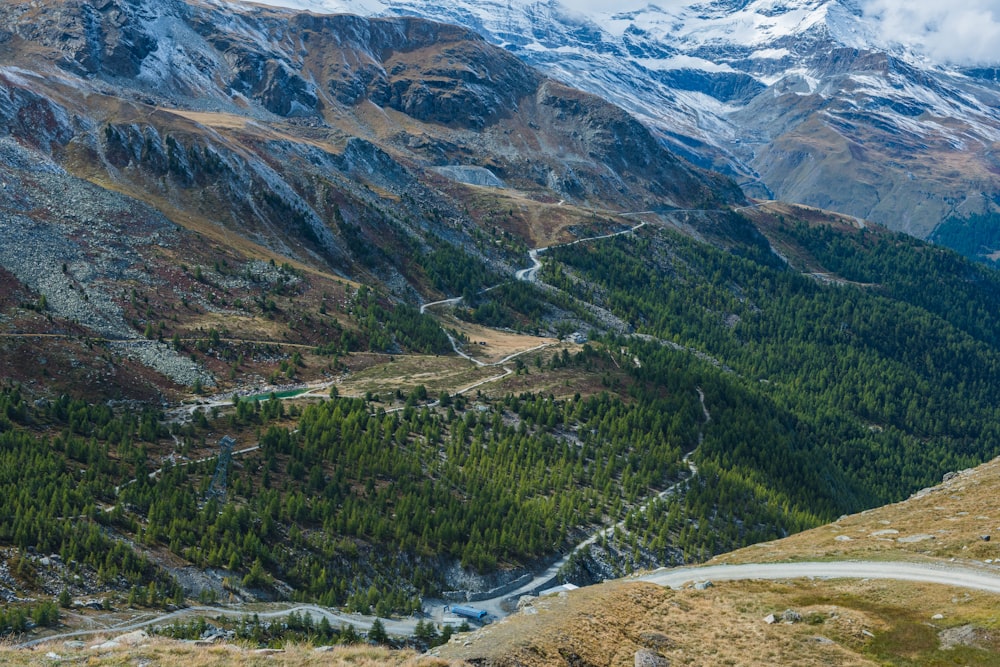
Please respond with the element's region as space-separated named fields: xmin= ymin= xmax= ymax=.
xmin=547 ymin=217 xmax=1000 ymax=562
xmin=4 ymin=209 xmax=1000 ymax=634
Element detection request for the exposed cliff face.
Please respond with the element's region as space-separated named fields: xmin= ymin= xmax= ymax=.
xmin=0 ymin=72 xmax=76 ymax=152
xmin=2 ymin=0 xmax=159 ymax=78
xmin=180 ymin=9 xmax=542 ymax=127
xmin=278 ymin=0 xmax=1000 ymax=251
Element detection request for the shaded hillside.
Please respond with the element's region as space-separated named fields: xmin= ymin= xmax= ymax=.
xmin=537 ymin=203 xmax=1000 ymax=575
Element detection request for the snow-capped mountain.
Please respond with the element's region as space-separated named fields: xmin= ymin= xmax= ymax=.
xmin=237 ymin=0 xmax=1000 ymax=249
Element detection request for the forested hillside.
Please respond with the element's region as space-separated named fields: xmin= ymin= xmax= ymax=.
xmin=547 ymin=213 xmax=1000 ymax=566
xmin=7 ymin=0 xmax=1000 ymax=656
xmin=6 ymin=201 xmax=1000 ymax=646
xmin=0 ymin=358 xmax=705 ymax=622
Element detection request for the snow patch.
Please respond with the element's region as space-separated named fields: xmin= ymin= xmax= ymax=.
xmin=646 ymin=56 xmax=737 ymax=73
xmin=749 ymin=47 xmax=791 ymax=60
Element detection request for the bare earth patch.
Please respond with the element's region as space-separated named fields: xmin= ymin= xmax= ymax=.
xmin=437 ymin=313 xmax=558 ymax=366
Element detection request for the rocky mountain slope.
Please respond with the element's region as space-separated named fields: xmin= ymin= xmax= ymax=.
xmin=253 ymin=0 xmax=1000 ymax=255
xmin=0 ymin=0 xmax=736 ymax=397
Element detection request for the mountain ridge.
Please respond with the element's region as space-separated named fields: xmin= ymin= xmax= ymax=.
xmin=245 ymin=0 xmax=1000 ymax=255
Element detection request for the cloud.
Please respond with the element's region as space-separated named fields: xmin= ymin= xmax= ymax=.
xmin=861 ymin=0 xmax=1000 ymax=65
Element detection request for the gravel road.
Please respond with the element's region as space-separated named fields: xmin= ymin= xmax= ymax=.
xmin=639 ymin=560 xmax=1000 ymax=594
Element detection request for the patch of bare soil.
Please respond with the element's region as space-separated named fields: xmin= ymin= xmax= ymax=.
xmin=440 ymin=313 xmax=557 ymax=366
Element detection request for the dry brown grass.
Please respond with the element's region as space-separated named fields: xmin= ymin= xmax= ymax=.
xmin=335 ymin=353 xmax=489 ymax=397
xmin=433 ymin=313 xmax=558 ymax=365
xmin=157 ymin=109 xmax=253 ymax=131
xmin=441 ymin=185 xmax=639 ymax=248
xmin=0 ymin=637 xmax=466 ymax=666
xmin=435 ymin=580 xmax=882 ymax=666
xmin=436 ymin=577 xmax=1000 ymax=666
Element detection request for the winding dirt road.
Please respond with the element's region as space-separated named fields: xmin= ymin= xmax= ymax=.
xmin=515 ymin=221 xmax=647 ymax=284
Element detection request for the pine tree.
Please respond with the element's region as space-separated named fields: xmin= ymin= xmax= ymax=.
xmin=58 ymin=588 xmax=72 ymax=608
xmin=368 ymin=618 xmax=388 ymax=644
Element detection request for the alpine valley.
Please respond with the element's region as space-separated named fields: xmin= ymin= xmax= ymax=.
xmin=2 ymin=0 xmax=1000 ymax=664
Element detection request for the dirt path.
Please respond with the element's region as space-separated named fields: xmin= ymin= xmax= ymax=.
xmin=420 ymin=296 xmax=463 ymax=314
xmin=514 ymin=248 xmax=542 ymax=282
xmin=33 ymin=558 xmax=1000 ymax=649
xmin=470 ymin=386 xmax=708 ymax=618
xmin=0 ymin=333 xmax=317 ymax=350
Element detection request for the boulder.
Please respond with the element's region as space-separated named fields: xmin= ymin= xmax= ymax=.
xmin=634 ymin=648 xmax=669 ymax=667
xmin=638 ymin=631 xmax=672 ymax=649
xmin=782 ymin=609 xmax=802 ymax=623
xmin=115 ymin=630 xmax=148 ymax=646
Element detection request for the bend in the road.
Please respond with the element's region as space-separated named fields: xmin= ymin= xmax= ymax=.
xmin=640 ymin=561 xmax=1000 ymax=595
